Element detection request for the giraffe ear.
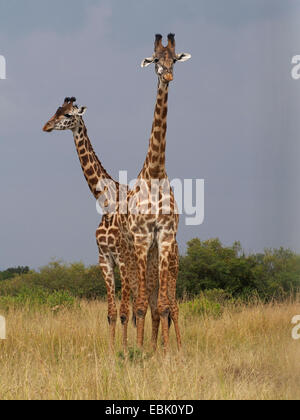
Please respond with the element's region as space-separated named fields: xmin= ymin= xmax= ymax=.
xmin=176 ymin=53 xmax=192 ymax=63
xmin=78 ymin=106 xmax=87 ymax=116
xmin=141 ymin=57 xmax=155 ymax=68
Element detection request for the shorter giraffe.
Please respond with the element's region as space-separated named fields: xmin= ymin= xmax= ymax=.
xmin=43 ymin=97 xmax=160 ymax=352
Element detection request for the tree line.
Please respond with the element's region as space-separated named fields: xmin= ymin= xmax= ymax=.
xmin=0 ymin=238 xmax=299 ymax=301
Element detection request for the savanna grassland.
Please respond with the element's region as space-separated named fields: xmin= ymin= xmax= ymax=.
xmin=0 ymin=298 xmax=299 ymax=400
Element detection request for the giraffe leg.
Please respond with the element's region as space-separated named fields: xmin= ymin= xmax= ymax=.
xmin=157 ymin=232 xmax=178 ymax=353
xmin=168 ymin=241 xmax=182 ymax=350
xmin=119 ymin=261 xmax=131 ymax=354
xmin=147 ymin=245 xmax=160 ymax=351
xmin=135 ymin=257 xmax=149 ymax=350
xmin=134 ymin=236 xmax=152 ymax=350
xmin=149 ymin=292 xmax=160 ymax=351
xmin=99 ymin=253 xmax=117 ymax=352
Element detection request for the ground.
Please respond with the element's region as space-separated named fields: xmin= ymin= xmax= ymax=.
xmin=0 ymin=300 xmax=299 ymax=400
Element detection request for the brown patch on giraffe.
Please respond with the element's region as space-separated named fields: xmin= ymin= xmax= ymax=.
xmin=81 ymin=155 xmax=89 ymax=166
xmin=86 ymin=167 xmax=95 ymax=177
xmin=154 ymin=131 xmax=161 ymax=141
xmin=162 ymin=108 xmax=168 ymax=120
xmin=109 ymin=228 xmax=119 ymax=236
xmin=90 ymin=177 xmax=98 ymax=185
xmin=97 ymin=229 xmax=107 ymax=235
xmin=108 ymin=236 xmax=115 ymax=246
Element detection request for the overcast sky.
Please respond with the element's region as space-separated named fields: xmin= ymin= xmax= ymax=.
xmin=1 ymin=0 xmax=300 ymax=270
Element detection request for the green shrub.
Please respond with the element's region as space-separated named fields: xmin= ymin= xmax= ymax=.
xmin=1 ymin=239 xmax=300 ymax=305
xmin=0 ymin=286 xmax=76 ymax=311
xmin=180 ymin=291 xmax=226 ymax=319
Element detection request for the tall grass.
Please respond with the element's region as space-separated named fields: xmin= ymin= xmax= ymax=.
xmin=0 ymin=298 xmax=299 ymax=400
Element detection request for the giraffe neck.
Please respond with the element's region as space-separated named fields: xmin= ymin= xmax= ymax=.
xmin=73 ymin=120 xmax=119 ymax=208
xmin=140 ymin=80 xmax=169 ymax=180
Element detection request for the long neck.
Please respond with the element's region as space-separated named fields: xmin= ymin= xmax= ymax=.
xmin=73 ymin=120 xmax=119 ymax=209
xmin=140 ymin=80 xmax=169 ymax=180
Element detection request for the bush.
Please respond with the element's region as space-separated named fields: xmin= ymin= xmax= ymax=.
xmin=0 ymin=286 xmax=76 ymax=311
xmin=180 ymin=291 xmax=226 ymax=319
xmin=1 ymin=239 xmax=299 ymax=306
xmin=0 ymin=261 xmax=121 ymax=301
xmin=177 ymin=239 xmax=300 ymax=301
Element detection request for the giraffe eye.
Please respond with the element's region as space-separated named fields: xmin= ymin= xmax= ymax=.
xmin=64 ymin=114 xmax=72 ymax=118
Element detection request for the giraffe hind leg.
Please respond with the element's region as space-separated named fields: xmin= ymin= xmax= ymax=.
xmin=98 ymin=253 xmax=118 ymax=352
xmin=147 ymin=244 xmax=160 ymax=351
xmin=168 ymin=241 xmax=182 ymax=350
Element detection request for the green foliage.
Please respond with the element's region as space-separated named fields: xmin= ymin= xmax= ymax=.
xmin=181 ymin=296 xmax=222 ymax=319
xmin=0 ymin=261 xmax=121 ymax=302
xmin=1 ymin=239 xmax=299 ymax=309
xmin=0 ymin=286 xmax=75 ymax=311
xmin=0 ymin=266 xmax=29 ymax=281
xmin=180 ymin=289 xmax=234 ymax=319
xmin=177 ymin=239 xmax=300 ymax=301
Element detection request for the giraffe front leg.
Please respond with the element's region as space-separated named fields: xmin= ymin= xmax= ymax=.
xmin=99 ymin=254 xmax=117 ymax=352
xmin=134 ymin=236 xmax=152 ymax=350
xmin=136 ymin=257 xmax=149 ymax=350
xmin=157 ymin=233 xmax=177 ymax=353
xmin=149 ymin=293 xmax=160 ymax=351
xmin=119 ymin=261 xmax=131 ymax=354
xmin=168 ymin=241 xmax=182 ymax=351
xmin=147 ymin=244 xmax=160 ymax=351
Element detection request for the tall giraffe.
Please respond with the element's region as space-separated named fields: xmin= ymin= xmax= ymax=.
xmin=42 ymin=97 xmax=138 ymax=352
xmin=126 ymin=34 xmax=191 ymax=351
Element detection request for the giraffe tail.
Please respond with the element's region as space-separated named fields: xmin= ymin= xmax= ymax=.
xmin=132 ymin=313 xmax=137 ymax=328
xmin=168 ymin=314 xmax=172 ymax=329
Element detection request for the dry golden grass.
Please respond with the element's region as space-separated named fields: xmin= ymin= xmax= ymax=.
xmin=0 ymin=299 xmax=299 ymax=400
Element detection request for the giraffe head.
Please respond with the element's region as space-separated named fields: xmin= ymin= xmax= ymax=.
xmin=141 ymin=34 xmax=191 ymax=83
xmin=43 ymin=97 xmax=87 ymax=133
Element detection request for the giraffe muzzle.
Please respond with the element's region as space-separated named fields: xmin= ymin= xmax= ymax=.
xmin=164 ymin=73 xmax=173 ymax=82
xmin=43 ymin=122 xmax=54 ymax=132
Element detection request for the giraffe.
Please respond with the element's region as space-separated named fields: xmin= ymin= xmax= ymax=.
xmin=42 ymin=97 xmax=138 ymax=353
xmin=42 ymin=97 xmax=162 ymax=353
xmin=125 ymin=34 xmax=191 ymax=351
